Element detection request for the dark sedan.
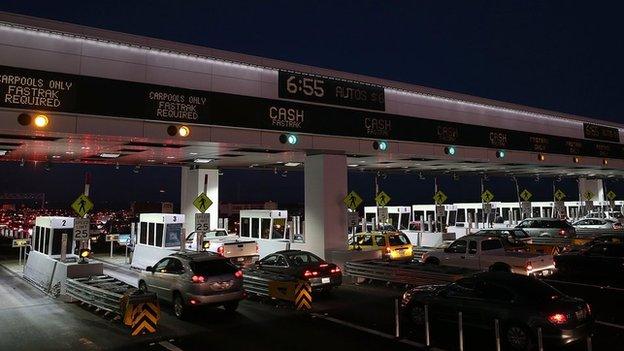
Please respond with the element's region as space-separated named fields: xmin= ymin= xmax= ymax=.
xmin=554 ymin=243 xmax=624 ymax=281
xmin=401 ymin=272 xmax=593 ymax=351
xmin=254 ymin=250 xmax=342 ymax=292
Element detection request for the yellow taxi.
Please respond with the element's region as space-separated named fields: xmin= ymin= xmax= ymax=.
xmin=348 ymin=231 xmax=414 ymax=261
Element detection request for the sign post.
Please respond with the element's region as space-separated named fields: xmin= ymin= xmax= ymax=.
xmin=12 ymin=238 xmax=30 ymax=265
xmin=73 ymin=218 xmax=90 ymax=242
xmin=106 ymin=234 xmax=119 ymax=258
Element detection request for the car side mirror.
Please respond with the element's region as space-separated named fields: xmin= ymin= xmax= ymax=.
xmin=145 ymin=266 xmax=153 ymax=272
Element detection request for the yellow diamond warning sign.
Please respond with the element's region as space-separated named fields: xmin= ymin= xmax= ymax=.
xmin=433 ymin=191 xmax=448 ymax=204
xmin=607 ymin=191 xmax=617 ymax=201
xmin=343 ymin=191 xmax=363 ymax=210
xmin=519 ymin=189 xmax=532 ymax=202
xmin=375 ymin=191 xmax=391 ymax=207
xmin=481 ymin=190 xmax=494 ymax=203
xmin=554 ymin=189 xmax=566 ymax=201
xmin=71 ymin=194 xmax=93 ymax=217
xmin=193 ymin=192 xmax=213 ymax=213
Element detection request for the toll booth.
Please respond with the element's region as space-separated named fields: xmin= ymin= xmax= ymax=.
xmin=31 ymin=216 xmax=76 ymax=257
xmin=239 ymin=210 xmax=288 ymax=258
xmin=24 ymin=216 xmax=103 ymax=295
xmin=364 ymin=206 xmax=411 ymax=231
xmin=131 ymin=213 xmax=185 ymax=270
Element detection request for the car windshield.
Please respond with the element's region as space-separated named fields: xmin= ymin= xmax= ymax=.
xmin=285 ymin=252 xmax=322 ymax=266
xmin=388 ymin=234 xmax=410 ymax=246
xmin=540 ymin=220 xmax=571 ymax=228
xmin=190 ymin=259 xmax=238 ymax=276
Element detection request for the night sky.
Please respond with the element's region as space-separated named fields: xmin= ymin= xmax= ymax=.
xmin=1 ymin=1 xmax=623 ymax=209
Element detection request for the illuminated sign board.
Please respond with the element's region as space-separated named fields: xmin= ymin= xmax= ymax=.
xmin=278 ymin=71 xmax=385 ymax=111
xmin=584 ymin=123 xmax=620 ymax=143
xmin=1 ymin=65 xmax=622 ymax=159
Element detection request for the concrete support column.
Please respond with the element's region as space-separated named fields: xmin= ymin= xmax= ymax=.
xmin=304 ymin=154 xmax=347 ymax=259
xmin=180 ymin=167 xmax=219 ymax=231
xmin=578 ymin=178 xmax=604 ymax=201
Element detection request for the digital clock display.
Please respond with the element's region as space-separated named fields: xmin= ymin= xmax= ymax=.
xmin=278 ymin=71 xmax=385 ymax=111
xmin=584 ymin=123 xmax=620 ymax=143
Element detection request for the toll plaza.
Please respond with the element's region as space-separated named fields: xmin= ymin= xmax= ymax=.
xmin=0 ymin=11 xmax=624 ymax=351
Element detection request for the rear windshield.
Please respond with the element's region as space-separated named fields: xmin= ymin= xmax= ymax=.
xmin=388 ymin=234 xmax=410 ymax=246
xmin=505 ymin=278 xmax=563 ymax=302
xmin=285 ymin=252 xmax=322 ymax=266
xmin=539 ymin=220 xmax=572 ymax=228
xmin=190 ymin=259 xmax=238 ymax=276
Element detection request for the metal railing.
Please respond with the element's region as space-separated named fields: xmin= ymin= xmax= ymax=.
xmin=345 ymin=260 xmax=472 ymax=286
xmin=65 ymin=275 xmax=137 ymax=314
xmin=242 ymin=269 xmax=297 ymax=297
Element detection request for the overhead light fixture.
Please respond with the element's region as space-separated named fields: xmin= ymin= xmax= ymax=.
xmin=444 ymin=146 xmax=456 ymax=156
xmin=279 ymin=133 xmax=298 ymax=145
xmin=284 ymin=162 xmax=300 ymax=167
xmin=0 ymin=150 xmax=8 ymax=156
xmin=147 ymin=159 xmax=155 ymax=162
xmin=99 ymin=153 xmax=121 ymax=158
xmin=51 ymin=155 xmax=61 ymax=159
xmin=178 ymin=125 xmax=190 ymax=137
xmin=65 ymin=151 xmax=74 ymax=155
xmin=373 ymin=140 xmax=388 ymax=151
xmin=194 ymin=158 xmax=213 ymax=164
xmin=348 ymin=164 xmax=359 ymax=167
xmin=166 ymin=156 xmax=175 ymax=159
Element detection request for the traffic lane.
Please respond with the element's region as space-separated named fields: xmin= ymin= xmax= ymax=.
xmin=0 ymin=263 xmax=159 ymax=351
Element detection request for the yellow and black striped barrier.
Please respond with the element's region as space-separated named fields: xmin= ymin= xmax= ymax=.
xmin=121 ymin=291 xmax=160 ymax=336
xmin=267 ymin=279 xmax=312 ymax=310
xmin=294 ymin=281 xmax=312 ymax=311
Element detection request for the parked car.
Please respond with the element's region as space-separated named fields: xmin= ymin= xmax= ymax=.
xmin=585 ymin=211 xmax=624 ymax=224
xmin=401 ymin=272 xmax=593 ymax=350
xmin=572 ymin=218 xmax=622 ymax=230
xmin=563 ymin=234 xmax=624 ymax=252
xmin=474 ymin=228 xmax=532 ymax=248
xmin=348 ymin=231 xmax=413 ymax=261
xmin=422 ymin=235 xmax=555 ymax=276
xmin=185 ymin=228 xmax=259 ymax=267
xmin=554 ymin=243 xmax=624 ymax=281
xmin=138 ymin=251 xmax=245 ymax=319
xmin=254 ymin=250 xmax=342 ymax=292
xmin=516 ymin=218 xmax=575 ymax=238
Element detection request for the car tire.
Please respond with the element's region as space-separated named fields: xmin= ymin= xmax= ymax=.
xmin=138 ymin=280 xmax=148 ymax=292
xmin=407 ymin=303 xmax=426 ymax=325
xmin=224 ymin=301 xmax=239 ymax=312
xmin=424 ymin=257 xmax=439 ymax=265
xmin=173 ymin=293 xmax=188 ymax=320
xmin=489 ymin=263 xmax=511 ymax=273
xmin=505 ymin=324 xmax=533 ymax=351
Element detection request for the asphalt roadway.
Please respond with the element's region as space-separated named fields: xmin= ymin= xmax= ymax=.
xmin=1 ymin=237 xmax=623 ymax=351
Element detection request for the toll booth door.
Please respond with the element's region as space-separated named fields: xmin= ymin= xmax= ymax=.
xmin=51 ymin=229 xmax=72 ymax=255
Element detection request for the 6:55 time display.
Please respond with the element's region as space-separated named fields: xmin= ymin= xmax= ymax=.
xmin=285 ymin=75 xmax=325 ymax=97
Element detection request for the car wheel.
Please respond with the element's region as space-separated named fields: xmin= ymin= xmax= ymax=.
xmin=424 ymin=258 xmax=439 ymax=265
xmin=138 ymin=280 xmax=148 ymax=292
xmin=173 ymin=293 xmax=187 ymax=320
xmin=505 ymin=324 xmax=533 ymax=351
xmin=224 ymin=301 xmax=239 ymax=312
xmin=408 ymin=303 xmax=426 ymax=325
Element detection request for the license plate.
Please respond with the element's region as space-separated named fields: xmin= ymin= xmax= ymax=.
xmin=321 ymin=277 xmax=330 ymax=284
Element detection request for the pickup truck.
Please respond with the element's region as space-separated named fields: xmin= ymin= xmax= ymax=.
xmin=421 ymin=235 xmax=555 ymax=276
xmin=185 ymin=229 xmax=259 ymax=267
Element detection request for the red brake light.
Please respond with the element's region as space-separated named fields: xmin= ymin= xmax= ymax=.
xmin=331 ymin=266 xmax=341 ymax=274
xmin=526 ymin=261 xmax=533 ymax=271
xmin=304 ymin=270 xmax=319 ymax=278
xmin=320 ymin=263 xmax=328 ymax=268
xmin=217 ymin=246 xmax=225 ymax=255
xmin=235 ymin=270 xmax=243 ymax=279
xmin=547 ymin=313 xmax=568 ymax=325
xmin=191 ymin=275 xmax=205 ymax=283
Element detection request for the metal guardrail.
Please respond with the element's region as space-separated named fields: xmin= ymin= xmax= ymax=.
xmin=242 ymin=269 xmax=297 ymax=297
xmin=65 ymin=275 xmax=139 ymax=314
xmin=345 ymin=260 xmax=473 ymax=286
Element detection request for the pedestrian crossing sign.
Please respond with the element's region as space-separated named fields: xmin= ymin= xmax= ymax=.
xmin=343 ymin=191 xmax=363 ymax=210
xmin=71 ymin=194 xmax=93 ymax=217
xmin=193 ymin=192 xmax=213 ymax=213
xmin=375 ymin=191 xmax=391 ymax=207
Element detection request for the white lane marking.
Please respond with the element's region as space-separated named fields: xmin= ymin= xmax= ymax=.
xmin=311 ymin=313 xmax=435 ymax=349
xmin=542 ymin=279 xmax=624 ymax=292
xmin=596 ymin=320 xmax=624 ymax=330
xmin=159 ymin=341 xmax=184 ymax=351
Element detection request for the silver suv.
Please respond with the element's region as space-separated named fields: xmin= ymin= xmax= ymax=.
xmin=139 ymin=251 xmax=245 ymax=319
xmin=516 ymin=217 xmax=576 ymax=238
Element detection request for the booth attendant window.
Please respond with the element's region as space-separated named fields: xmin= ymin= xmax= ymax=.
xmin=261 ymin=218 xmax=271 ymax=239
xmin=448 ymin=211 xmax=457 ymax=226
xmin=272 ymin=218 xmax=286 ymax=239
xmin=140 ymin=222 xmax=147 ymax=244
xmin=241 ymin=218 xmax=250 ymax=237
xmin=148 ymin=223 xmax=155 ymax=245
xmin=251 ymin=218 xmax=259 ymax=238
xmin=43 ymin=228 xmax=50 ymax=254
xmin=457 ymin=209 xmax=466 ymax=222
xmin=155 ymin=223 xmax=164 ymax=247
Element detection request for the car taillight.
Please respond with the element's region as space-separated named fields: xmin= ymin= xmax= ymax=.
xmin=217 ymin=246 xmax=225 ymax=256
xmin=526 ymin=261 xmax=533 ymax=271
xmin=331 ymin=266 xmax=341 ymax=274
xmin=235 ymin=270 xmax=243 ymax=279
xmin=547 ymin=313 xmax=568 ymax=325
xmin=304 ymin=270 xmax=319 ymax=278
xmin=559 ymin=229 xmax=566 ymax=236
xmin=386 ymin=247 xmax=392 ymax=253
xmin=320 ymin=263 xmax=328 ymax=268
xmin=191 ymin=275 xmax=205 ymax=283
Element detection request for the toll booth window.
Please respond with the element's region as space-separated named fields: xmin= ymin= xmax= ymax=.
xmin=414 ymin=211 xmax=424 ymax=221
xmin=51 ymin=229 xmax=72 ymax=255
xmin=448 ymin=210 xmax=457 ymax=226
xmin=389 ymin=213 xmax=399 ymax=227
xmin=139 ymin=222 xmax=148 ymax=244
xmin=43 ymin=228 xmax=50 ymax=254
xmin=272 ymin=219 xmax=286 ymax=239
xmin=251 ymin=218 xmax=259 ymax=238
xmin=502 ymin=208 xmax=510 ymax=221
xmin=148 ymin=223 xmax=155 ymax=245
xmin=457 ymin=209 xmax=466 ymax=223
xmin=241 ymin=218 xmax=250 ymax=237
xmin=261 ymin=218 xmax=271 ymax=239
xmin=365 ymin=213 xmax=376 ymax=228
xmin=165 ymin=223 xmax=182 ymax=247
xmin=155 ymin=223 xmax=164 ymax=247
xmin=33 ymin=226 xmax=39 ymax=251
xmin=467 ymin=209 xmax=476 ymax=223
